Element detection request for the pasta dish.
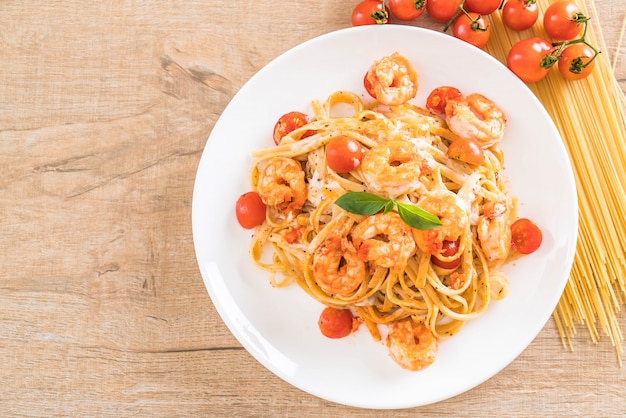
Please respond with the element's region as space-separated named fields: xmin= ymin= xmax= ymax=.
xmin=235 ymin=53 xmax=542 ymax=371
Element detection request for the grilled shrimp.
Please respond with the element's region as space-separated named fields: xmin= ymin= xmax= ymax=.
xmin=313 ymin=235 xmax=367 ymax=296
xmin=360 ymin=140 xmax=430 ymax=198
xmin=477 ymin=199 xmax=512 ymax=262
xmin=351 ymin=212 xmax=416 ymax=270
xmin=386 ymin=319 xmax=438 ymax=371
xmin=445 ymin=93 xmax=506 ymax=148
xmin=364 ymin=52 xmax=418 ymax=106
xmin=412 ymin=190 xmax=469 ymax=255
xmin=257 ymin=157 xmax=307 ymax=218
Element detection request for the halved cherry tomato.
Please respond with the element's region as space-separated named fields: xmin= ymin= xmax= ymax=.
xmin=431 ymin=239 xmax=462 ymax=270
xmin=363 ymin=72 xmax=375 ymax=99
xmin=464 ymin=0 xmax=501 ymax=15
xmin=318 ymin=307 xmax=355 ymax=338
xmin=543 ymin=0 xmax=585 ymax=41
xmin=502 ymin=0 xmax=539 ymax=32
xmin=235 ymin=191 xmax=266 ymax=229
xmin=426 ymin=86 xmax=462 ymax=114
xmin=452 ymin=12 xmax=491 ymax=49
xmin=557 ymin=43 xmax=596 ymax=80
xmin=352 ymin=0 xmax=389 ymax=26
xmin=507 ymin=37 xmax=554 ymax=83
xmin=389 ymin=0 xmax=426 ymax=21
xmin=510 ymin=218 xmax=543 ymax=254
xmin=272 ymin=111 xmax=312 ymax=145
xmin=426 ymin=0 xmax=462 ymax=23
xmin=447 ymin=138 xmax=485 ymax=165
xmin=326 ymin=135 xmax=365 ymax=173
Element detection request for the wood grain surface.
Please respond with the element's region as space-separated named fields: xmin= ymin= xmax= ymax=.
xmin=1 ymin=1 xmax=624 ymax=416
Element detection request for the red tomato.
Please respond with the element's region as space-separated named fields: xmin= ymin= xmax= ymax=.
xmin=464 ymin=0 xmax=501 ymax=15
xmin=543 ymin=1 xmax=585 ymax=41
xmin=273 ymin=111 xmax=311 ymax=145
xmin=558 ymin=43 xmax=596 ymax=80
xmin=352 ymin=0 xmax=389 ymax=26
xmin=318 ymin=307 xmax=355 ymax=338
xmin=502 ymin=0 xmax=539 ymax=31
xmin=363 ymin=72 xmax=375 ymax=99
xmin=452 ymin=12 xmax=491 ymax=49
xmin=426 ymin=0 xmax=462 ymax=22
xmin=326 ymin=135 xmax=365 ymax=173
xmin=425 ymin=86 xmax=462 ymax=114
xmin=507 ymin=37 xmax=554 ymax=83
xmin=510 ymin=218 xmax=543 ymax=254
xmin=235 ymin=192 xmax=266 ymax=229
xmin=389 ymin=0 xmax=426 ymax=21
xmin=447 ymin=138 xmax=485 ymax=165
xmin=431 ymin=239 xmax=462 ymax=269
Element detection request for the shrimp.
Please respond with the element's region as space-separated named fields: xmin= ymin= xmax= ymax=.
xmin=477 ymin=199 xmax=512 ymax=262
xmin=412 ymin=190 xmax=469 ymax=255
xmin=386 ymin=319 xmax=438 ymax=371
xmin=360 ymin=140 xmax=430 ymax=197
xmin=364 ymin=52 xmax=418 ymax=106
xmin=445 ymin=93 xmax=506 ymax=148
xmin=351 ymin=212 xmax=416 ymax=270
xmin=313 ymin=235 xmax=367 ymax=296
xmin=257 ymin=157 xmax=307 ymax=217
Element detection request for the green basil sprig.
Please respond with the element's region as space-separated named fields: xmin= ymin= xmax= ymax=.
xmin=334 ymin=191 xmax=441 ymax=230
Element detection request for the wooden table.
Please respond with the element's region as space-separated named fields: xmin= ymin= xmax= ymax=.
xmin=1 ymin=1 xmax=624 ymax=416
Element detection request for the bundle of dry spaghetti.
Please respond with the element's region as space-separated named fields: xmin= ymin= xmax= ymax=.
xmin=485 ymin=1 xmax=626 ymax=365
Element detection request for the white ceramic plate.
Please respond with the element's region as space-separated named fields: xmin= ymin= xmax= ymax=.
xmin=192 ymin=25 xmax=577 ymax=409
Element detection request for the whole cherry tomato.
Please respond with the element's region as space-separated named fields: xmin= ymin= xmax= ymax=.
xmin=502 ymin=0 xmax=539 ymax=32
xmin=318 ymin=307 xmax=356 ymax=338
xmin=543 ymin=0 xmax=585 ymax=41
xmin=558 ymin=43 xmax=596 ymax=80
xmin=325 ymin=135 xmax=365 ymax=173
xmin=352 ymin=0 xmax=389 ymax=26
xmin=389 ymin=0 xmax=426 ymax=21
xmin=235 ymin=192 xmax=266 ymax=229
xmin=510 ymin=218 xmax=543 ymax=254
xmin=452 ymin=12 xmax=491 ymax=49
xmin=426 ymin=0 xmax=462 ymax=23
xmin=507 ymin=37 xmax=554 ymax=83
xmin=447 ymin=138 xmax=485 ymax=165
xmin=464 ymin=0 xmax=501 ymax=15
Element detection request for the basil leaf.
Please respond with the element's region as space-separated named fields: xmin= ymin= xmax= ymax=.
xmin=334 ymin=192 xmax=388 ymax=215
xmin=396 ymin=201 xmax=442 ymax=230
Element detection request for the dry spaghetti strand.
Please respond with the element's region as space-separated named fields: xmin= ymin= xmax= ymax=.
xmin=485 ymin=0 xmax=626 ymax=366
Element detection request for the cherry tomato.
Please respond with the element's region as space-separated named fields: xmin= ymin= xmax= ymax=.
xmin=447 ymin=138 xmax=485 ymax=165
xmin=389 ymin=0 xmax=426 ymax=21
xmin=426 ymin=86 xmax=462 ymax=114
xmin=464 ymin=0 xmax=501 ymax=15
xmin=558 ymin=43 xmax=596 ymax=80
xmin=502 ymin=0 xmax=539 ymax=31
xmin=273 ymin=111 xmax=311 ymax=145
xmin=426 ymin=0 xmax=462 ymax=23
xmin=507 ymin=37 xmax=554 ymax=83
xmin=431 ymin=239 xmax=462 ymax=270
xmin=352 ymin=0 xmax=389 ymax=26
xmin=235 ymin=192 xmax=266 ymax=229
xmin=452 ymin=12 xmax=491 ymax=49
xmin=543 ymin=1 xmax=585 ymax=41
xmin=326 ymin=135 xmax=365 ymax=173
xmin=318 ymin=307 xmax=355 ymax=339
xmin=363 ymin=72 xmax=376 ymax=99
xmin=510 ymin=218 xmax=543 ymax=254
